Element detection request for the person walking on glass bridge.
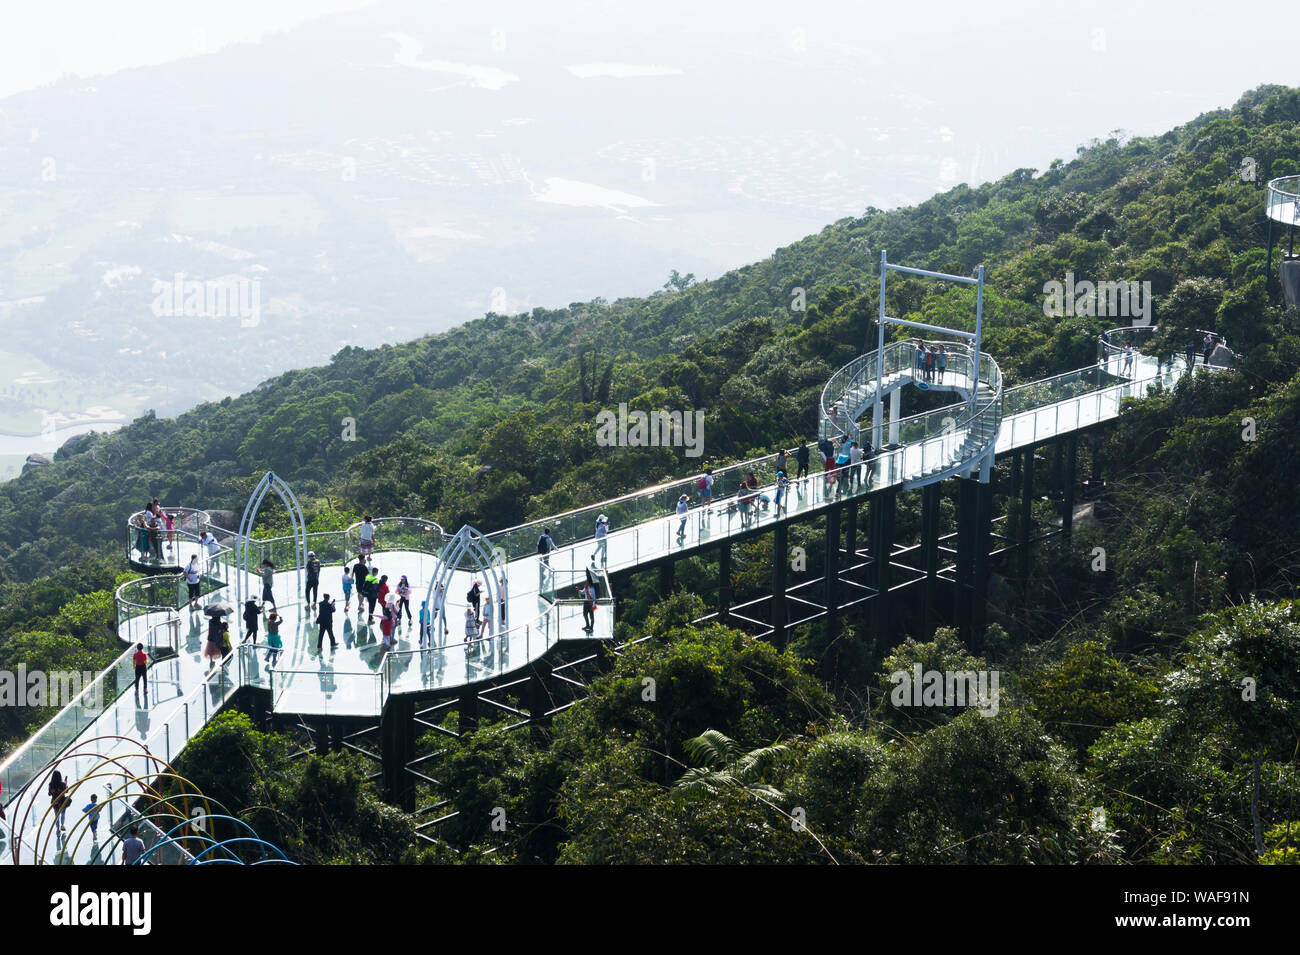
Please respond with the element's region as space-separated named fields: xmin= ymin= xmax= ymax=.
xmin=305 ymin=551 xmax=321 ymax=610
xmin=835 ymin=439 xmax=853 ymax=496
xmin=498 ymin=575 xmax=508 ymax=624
xmin=265 ymin=610 xmax=283 ymax=666
xmin=580 ymin=577 xmax=598 ymax=633
xmin=242 ymin=597 xmax=262 ymax=644
xmin=464 ymin=606 xmax=480 ymax=650
xmin=260 ymin=558 xmax=277 ymax=609
xmin=774 ymin=471 xmax=789 ymax=513
xmin=467 ymin=579 xmax=482 ymax=618
xmin=200 ymin=529 xmax=220 ymax=569
xmin=419 ymin=600 xmax=432 ymax=648
xmin=132 ymin=643 xmax=149 ymax=704
xmin=697 ymin=468 xmax=714 ymax=506
xmin=537 ymin=527 xmax=556 ymax=565
xmin=592 ymin=514 xmax=609 ymax=566
xmin=676 ymin=493 xmax=690 ymax=539
xmin=397 ymin=575 xmax=413 ymax=628
xmin=359 ymin=516 xmax=376 ymax=560
xmin=775 ymin=446 xmax=787 ymax=475
xmin=850 ymin=440 xmax=865 ymax=489
xmin=937 ymin=344 xmax=948 ymax=383
xmin=364 ymin=568 xmax=381 ymax=623
xmin=184 ymin=554 xmax=202 ymax=611
xmin=795 ymin=438 xmax=810 ymax=480
xmin=1185 ymin=337 xmax=1197 ymax=371
xmin=316 ymin=594 xmax=337 ymax=653
xmin=431 ymin=583 xmax=449 ymax=641
xmin=916 ymin=340 xmax=925 ymax=376
xmin=818 ymin=435 xmax=836 ymax=491
xmin=341 ymin=565 xmax=354 ymax=613
xmin=1122 ymin=344 xmax=1134 ymax=376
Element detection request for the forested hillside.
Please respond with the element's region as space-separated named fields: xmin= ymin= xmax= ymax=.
xmin=3 ymin=85 xmax=1300 ymax=864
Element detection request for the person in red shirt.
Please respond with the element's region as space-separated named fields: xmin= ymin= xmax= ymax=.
xmin=132 ymin=643 xmax=148 ymax=704
xmin=375 ymin=575 xmax=390 ymax=612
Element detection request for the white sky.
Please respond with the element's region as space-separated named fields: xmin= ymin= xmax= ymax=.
xmin=0 ymin=0 xmax=376 ymax=100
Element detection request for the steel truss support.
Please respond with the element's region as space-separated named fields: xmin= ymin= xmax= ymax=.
xmin=772 ymin=521 xmax=788 ymax=649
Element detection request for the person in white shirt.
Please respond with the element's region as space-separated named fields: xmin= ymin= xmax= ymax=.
xmin=184 ymin=555 xmax=202 ymax=610
xmin=675 ymin=494 xmax=689 ymax=539
xmin=592 ymin=515 xmax=609 ymax=566
xmin=199 ymin=530 xmax=220 ymax=569
xmin=849 ymin=441 xmax=864 ymax=489
xmin=464 ymin=607 xmax=479 ymax=647
xmin=431 ymin=584 xmax=449 ymax=639
xmin=359 ymin=516 xmax=376 ymax=559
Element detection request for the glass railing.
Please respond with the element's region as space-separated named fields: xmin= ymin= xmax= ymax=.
xmin=142 ymin=659 xmax=241 ymax=764
xmin=124 ymin=508 xmax=211 ymax=566
xmin=0 ymin=644 xmax=142 ymax=809
xmin=1267 ymin=175 xmax=1300 ymax=224
xmin=344 ymin=517 xmax=444 ymax=561
xmin=270 ymin=666 xmax=385 ymax=718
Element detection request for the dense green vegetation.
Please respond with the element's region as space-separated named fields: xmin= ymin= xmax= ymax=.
xmin=3 ymin=85 xmax=1300 ymax=862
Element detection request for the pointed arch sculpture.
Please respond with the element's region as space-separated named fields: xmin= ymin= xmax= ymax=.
xmin=423 ymin=524 xmax=509 ymax=646
xmin=235 ymin=472 xmax=307 ymax=609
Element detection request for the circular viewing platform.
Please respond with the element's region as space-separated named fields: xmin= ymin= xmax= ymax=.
xmin=1266 ymin=176 xmax=1300 ymax=225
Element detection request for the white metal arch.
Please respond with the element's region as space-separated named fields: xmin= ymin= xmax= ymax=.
xmin=234 ymin=472 xmax=307 ymax=608
xmin=422 ymin=525 xmax=507 ymax=646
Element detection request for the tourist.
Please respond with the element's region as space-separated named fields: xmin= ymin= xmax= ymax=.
xmin=1203 ymin=334 xmax=1214 ymax=366
xmin=795 ymin=438 xmax=810 ymax=480
xmin=184 ymin=554 xmax=202 ymax=610
xmin=431 ymin=583 xmax=449 ymax=639
xmin=48 ymin=770 xmax=69 ymax=831
xmin=364 ymin=567 xmax=380 ymax=623
xmin=697 ymin=468 xmax=714 ymax=506
xmin=162 ymin=507 xmax=176 ymax=553
xmin=466 ymin=579 xmax=481 ymax=617
xmin=359 ymin=515 xmax=376 ymax=559
xmin=396 ymin=575 xmax=413 ymax=627
xmin=850 ymin=439 xmax=864 ymax=489
xmin=147 ymin=515 xmax=163 ymax=562
xmin=264 ymin=611 xmax=283 ymax=666
xmin=1185 ymin=337 xmax=1197 ymax=370
xmin=418 ymin=600 xmax=431 ymax=648
xmin=498 ymin=575 xmax=508 ymax=624
xmin=861 ymin=437 xmax=877 ymax=484
xmin=205 ymin=614 xmax=225 ymax=672
xmin=835 ymin=439 xmax=853 ymax=496
xmin=121 ymin=826 xmax=146 ymax=866
xmin=676 ymin=493 xmax=689 ymax=538
xmin=242 ymin=598 xmax=262 ymax=644
xmin=341 ymin=565 xmax=354 ymax=612
xmin=81 ymin=794 xmax=102 ymax=842
xmin=132 ymin=643 xmax=148 ymax=702
xmin=464 ymin=606 xmax=479 ymax=648
xmin=537 ymin=527 xmax=556 ymax=565
xmin=380 ymin=601 xmax=395 ymax=650
xmin=199 ymin=528 xmax=220 ymax=568
xmin=305 ymin=551 xmax=321 ymax=610
xmin=774 ymin=471 xmax=789 ymax=513
xmin=133 ymin=513 xmax=149 ymax=560
xmin=937 ymin=344 xmax=948 ymax=382
xmin=818 ymin=435 xmax=836 ymax=489
xmin=593 ymin=514 xmax=609 ymax=566
xmin=580 ymin=576 xmax=598 ymax=633
xmin=316 ymin=593 xmax=337 ymax=652
xmin=775 ymin=447 xmax=787 ymax=475
xmin=260 ymin=558 xmax=277 ymax=609
xmin=916 ymin=340 xmax=926 ymax=375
